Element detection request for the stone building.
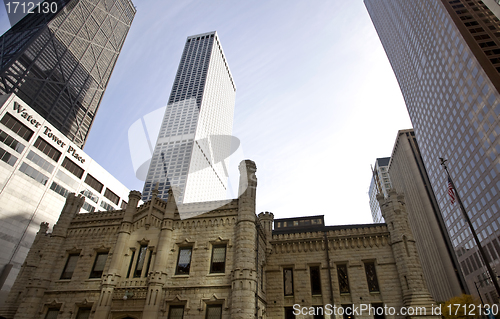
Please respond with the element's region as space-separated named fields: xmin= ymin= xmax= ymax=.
xmin=0 ymin=160 xmax=441 ymax=319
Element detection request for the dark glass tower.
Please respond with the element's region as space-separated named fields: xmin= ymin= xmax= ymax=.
xmin=365 ymin=0 xmax=500 ymax=303
xmin=0 ymin=0 xmax=135 ymax=148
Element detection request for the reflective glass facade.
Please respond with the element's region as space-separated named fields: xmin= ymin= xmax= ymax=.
xmin=142 ymin=32 xmax=236 ymax=203
xmin=0 ymin=0 xmax=135 ymax=148
xmin=368 ymin=157 xmax=391 ymax=223
xmin=365 ymin=0 xmax=500 ymax=302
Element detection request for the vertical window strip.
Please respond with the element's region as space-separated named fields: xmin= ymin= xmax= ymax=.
xmin=127 ymin=250 xmax=135 ymax=278
xmin=283 ymin=268 xmax=294 ymax=296
xmin=337 ymin=264 xmax=350 ymax=294
xmin=134 ymin=245 xmax=148 ymax=277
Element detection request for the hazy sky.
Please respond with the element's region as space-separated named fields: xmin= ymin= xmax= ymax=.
xmin=0 ymin=0 xmax=412 ymax=226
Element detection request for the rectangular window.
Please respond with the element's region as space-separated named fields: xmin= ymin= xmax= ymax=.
xmin=75 ymin=307 xmax=91 ymax=319
xmin=90 ymin=252 xmax=108 ymax=278
xmin=364 ymin=262 xmax=380 ymax=292
xmin=127 ymin=250 xmax=136 ymax=278
xmin=371 ymin=303 xmax=385 ymax=319
xmin=50 ymin=182 xmax=69 ymax=198
xmin=0 ymin=129 xmax=24 ymax=153
xmin=134 ymin=245 xmax=148 ymax=278
xmin=34 ymin=137 xmax=61 ymax=162
xmin=19 ymin=162 xmax=49 ymax=185
xmin=0 ymin=146 xmax=18 ymax=166
xmin=120 ymin=200 xmax=127 ymax=209
xmin=284 ymin=307 xmax=295 ymax=319
xmin=81 ymin=201 xmax=95 ymax=213
xmin=61 ymin=157 xmax=84 ymax=179
xmin=210 ymin=245 xmax=226 ymax=273
xmin=337 ymin=264 xmax=350 ymax=294
xmin=168 ymin=305 xmax=184 ymax=319
xmin=310 ymin=266 xmax=322 ymax=295
xmin=60 ymin=254 xmax=79 ymax=279
xmin=56 ymin=169 xmax=78 ymax=188
xmin=0 ymin=113 xmax=34 ymax=141
xmin=45 ymin=308 xmax=60 ymax=319
xmin=84 ymin=174 xmax=103 ymax=193
xmin=342 ymin=304 xmax=354 ymax=319
xmin=205 ymin=304 xmax=222 ymax=319
xmin=283 ymin=268 xmax=294 ymax=296
xmin=100 ymin=200 xmax=115 ymax=211
xmin=313 ymin=307 xmax=324 ymax=319
xmin=176 ymin=247 xmax=192 ymax=275
xmin=26 ymin=150 xmax=55 ymax=173
xmin=104 ymin=188 xmax=120 ymax=205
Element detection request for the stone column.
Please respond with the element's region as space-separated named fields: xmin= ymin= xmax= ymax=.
xmin=143 ymin=188 xmax=178 ymax=317
xmin=94 ymin=190 xmax=141 ymax=319
xmin=377 ymin=190 xmax=440 ymax=318
xmin=14 ymin=194 xmax=84 ymax=319
xmin=231 ymin=160 xmax=258 ymax=319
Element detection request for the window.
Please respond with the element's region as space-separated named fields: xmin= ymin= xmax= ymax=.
xmin=75 ymin=307 xmax=91 ymax=319
xmin=310 ymin=266 xmax=321 ymax=295
xmin=168 ymin=305 xmax=185 ymax=319
xmin=210 ymin=245 xmax=226 ymax=273
xmin=84 ymin=174 xmax=103 ymax=193
xmin=364 ymin=262 xmax=380 ymax=292
xmin=34 ymin=137 xmax=61 ymax=162
xmin=0 ymin=113 xmax=33 ymax=141
xmin=0 ymin=129 xmax=24 ymax=153
xmin=337 ymin=264 xmax=350 ymax=294
xmin=205 ymin=304 xmax=222 ymax=319
xmin=120 ymin=200 xmax=127 ymax=209
xmin=61 ymin=157 xmax=84 ymax=179
xmin=90 ymin=252 xmax=108 ymax=278
xmin=283 ymin=268 xmax=294 ymax=296
xmin=134 ymin=245 xmax=148 ymax=277
xmin=284 ymin=307 xmax=295 ymax=319
xmin=50 ymin=182 xmax=69 ymax=198
xmin=100 ymin=200 xmax=115 ymax=211
xmin=104 ymin=188 xmax=120 ymax=205
xmin=19 ymin=162 xmax=49 ymax=185
xmin=371 ymin=303 xmax=385 ymax=319
xmin=82 ymin=201 xmax=95 ymax=213
xmin=26 ymin=150 xmax=55 ymax=173
xmin=342 ymin=304 xmax=354 ymax=319
xmin=44 ymin=308 xmax=60 ymax=319
xmin=60 ymin=254 xmax=79 ymax=279
xmin=127 ymin=250 xmax=136 ymax=278
xmin=0 ymin=146 xmax=18 ymax=166
xmin=176 ymin=247 xmax=192 ymax=275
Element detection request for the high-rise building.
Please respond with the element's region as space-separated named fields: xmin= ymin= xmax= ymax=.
xmin=368 ymin=157 xmax=391 ymax=223
xmin=0 ymin=94 xmax=133 ymax=306
xmin=142 ymin=31 xmax=236 ymax=203
xmin=365 ymin=0 xmax=500 ymax=302
xmin=0 ymin=0 xmax=136 ymax=148
xmin=388 ymin=129 xmax=466 ymax=301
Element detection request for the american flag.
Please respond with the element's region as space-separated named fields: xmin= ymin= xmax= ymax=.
xmin=448 ymin=176 xmax=456 ymax=205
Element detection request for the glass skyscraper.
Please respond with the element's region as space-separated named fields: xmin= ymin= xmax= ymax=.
xmin=142 ymin=31 xmax=236 ymax=204
xmin=0 ymin=0 xmax=135 ymax=148
xmin=365 ymin=0 xmax=500 ymax=302
xmin=368 ymin=157 xmax=391 ymax=223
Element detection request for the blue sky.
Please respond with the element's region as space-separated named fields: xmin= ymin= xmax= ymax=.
xmin=0 ymin=0 xmax=412 ymax=225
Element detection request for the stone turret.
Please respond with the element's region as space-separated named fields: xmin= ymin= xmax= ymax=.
xmin=258 ymin=211 xmax=274 ymax=252
xmin=231 ymin=160 xmax=258 ymax=319
xmin=13 ymin=194 xmax=83 ymax=319
xmin=377 ymin=190 xmax=440 ymax=318
xmin=143 ymin=187 xmax=179 ymax=317
xmin=94 ymin=190 xmax=141 ymax=319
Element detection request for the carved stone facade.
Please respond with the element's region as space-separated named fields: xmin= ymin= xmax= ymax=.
xmin=0 ymin=161 xmax=441 ymax=319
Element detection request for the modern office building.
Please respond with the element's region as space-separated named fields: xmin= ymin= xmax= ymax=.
xmin=387 ymin=129 xmax=466 ymax=302
xmin=0 ymin=94 xmax=132 ymax=306
xmin=0 ymin=0 xmax=136 ymax=148
xmin=368 ymin=157 xmax=391 ymax=223
xmin=142 ymin=31 xmax=236 ymax=204
xmin=365 ymin=0 xmax=500 ymax=302
xmin=0 ymin=160 xmax=440 ymax=319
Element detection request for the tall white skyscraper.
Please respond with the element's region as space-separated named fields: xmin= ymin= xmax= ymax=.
xmin=142 ymin=32 xmax=236 ymax=203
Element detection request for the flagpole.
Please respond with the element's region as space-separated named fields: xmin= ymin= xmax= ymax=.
xmin=440 ymin=158 xmax=500 ymax=299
